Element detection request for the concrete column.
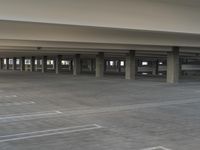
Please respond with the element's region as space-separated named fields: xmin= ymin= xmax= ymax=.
xmin=104 ymin=60 xmax=107 ymax=73
xmin=0 ymin=58 xmax=3 ymax=70
xmin=96 ymin=52 xmax=104 ymax=78
xmin=30 ymin=56 xmax=35 ymax=72
xmin=42 ymin=56 xmax=47 ymax=73
xmin=55 ymin=55 xmax=62 ymax=74
xmin=136 ymin=59 xmax=139 ymax=75
xmin=36 ymin=58 xmax=41 ymax=72
xmin=73 ymin=54 xmax=81 ymax=75
xmin=167 ymin=47 xmax=179 ymax=83
xmin=12 ymin=57 xmax=17 ymax=70
xmin=117 ymin=60 xmax=121 ymax=73
xmin=179 ymin=58 xmax=183 ymax=77
xmin=152 ymin=60 xmax=159 ymax=75
xmin=6 ymin=58 xmax=9 ymax=70
xmin=20 ymin=57 xmax=25 ymax=71
xmin=80 ymin=60 xmax=83 ymax=73
xmin=88 ymin=59 xmax=92 ymax=72
xmin=70 ymin=60 xmax=73 ymax=71
xmin=35 ymin=58 xmax=38 ymax=71
xmin=91 ymin=59 xmax=95 ymax=72
xmin=125 ymin=50 xmax=136 ymax=80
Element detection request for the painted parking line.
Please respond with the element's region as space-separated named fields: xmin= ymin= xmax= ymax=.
xmin=0 ymin=110 xmax=62 ymax=123
xmin=0 ymin=95 xmax=17 ymax=98
xmin=45 ymin=98 xmax=200 ymax=118
xmin=0 ymin=124 xmax=102 ymax=143
xmin=141 ymin=146 xmax=172 ymax=150
xmin=1 ymin=98 xmax=199 ymax=123
xmin=0 ymin=101 xmax=35 ymax=107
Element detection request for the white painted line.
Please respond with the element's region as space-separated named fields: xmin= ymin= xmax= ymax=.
xmin=5 ymin=95 xmax=17 ymax=98
xmin=0 ymin=124 xmax=102 ymax=143
xmin=0 ymin=97 xmax=198 ymax=123
xmin=0 ymin=110 xmax=63 ymax=123
xmin=0 ymin=95 xmax=17 ymax=98
xmin=55 ymin=111 xmax=62 ymax=114
xmin=0 ymin=101 xmax=35 ymax=107
xmin=141 ymin=146 xmax=172 ymax=150
xmin=59 ymin=98 xmax=200 ymax=117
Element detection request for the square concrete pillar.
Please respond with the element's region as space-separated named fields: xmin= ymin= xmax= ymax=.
xmin=0 ymin=58 xmax=3 ymax=70
xmin=20 ymin=57 xmax=25 ymax=71
xmin=12 ymin=57 xmax=17 ymax=70
xmin=96 ymin=52 xmax=104 ymax=78
xmin=73 ymin=54 xmax=81 ymax=75
xmin=135 ymin=59 xmax=139 ymax=74
xmin=152 ymin=60 xmax=159 ymax=76
xmin=42 ymin=56 xmax=47 ymax=73
xmin=104 ymin=60 xmax=107 ymax=73
xmin=6 ymin=58 xmax=9 ymax=70
xmin=167 ymin=47 xmax=179 ymax=83
xmin=35 ymin=58 xmax=40 ymax=72
xmin=125 ymin=50 xmax=136 ymax=80
xmin=30 ymin=56 xmax=36 ymax=72
xmin=70 ymin=60 xmax=73 ymax=71
xmin=179 ymin=58 xmax=183 ymax=77
xmin=91 ymin=59 xmax=95 ymax=72
xmin=117 ymin=60 xmax=121 ymax=73
xmin=35 ymin=58 xmax=38 ymax=71
xmin=88 ymin=59 xmax=92 ymax=72
xmin=55 ymin=55 xmax=62 ymax=74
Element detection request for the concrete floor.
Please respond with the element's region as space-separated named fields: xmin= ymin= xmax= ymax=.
xmin=0 ymin=71 xmax=200 ymax=150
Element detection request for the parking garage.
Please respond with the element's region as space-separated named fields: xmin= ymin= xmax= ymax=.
xmin=1 ymin=47 xmax=200 ymax=84
xmin=1 ymin=0 xmax=200 ymax=150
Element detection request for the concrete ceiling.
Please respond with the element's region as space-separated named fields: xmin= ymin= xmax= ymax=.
xmin=157 ymin=0 xmax=200 ymax=6
xmin=0 ymin=1 xmax=199 ymax=57
xmin=1 ymin=20 xmax=200 ymax=47
xmin=0 ymin=0 xmax=199 ymax=34
xmin=0 ymin=20 xmax=199 ymax=57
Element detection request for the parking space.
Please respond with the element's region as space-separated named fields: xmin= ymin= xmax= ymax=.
xmin=0 ymin=71 xmax=200 ymax=149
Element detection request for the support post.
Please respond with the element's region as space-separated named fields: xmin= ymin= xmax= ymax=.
xmin=167 ymin=47 xmax=179 ymax=83
xmin=42 ymin=56 xmax=47 ymax=73
xmin=70 ymin=60 xmax=73 ymax=71
xmin=30 ymin=56 xmax=35 ymax=72
xmin=117 ymin=60 xmax=122 ymax=73
xmin=91 ymin=59 xmax=95 ymax=72
xmin=73 ymin=54 xmax=81 ymax=75
xmin=35 ymin=58 xmax=38 ymax=72
xmin=13 ymin=57 xmax=17 ymax=70
xmin=179 ymin=58 xmax=182 ymax=78
xmin=55 ymin=55 xmax=62 ymax=74
xmin=0 ymin=58 xmax=3 ymax=70
xmin=20 ymin=57 xmax=25 ymax=71
xmin=125 ymin=50 xmax=136 ymax=80
xmin=6 ymin=58 xmax=9 ymax=70
xmin=36 ymin=58 xmax=41 ymax=72
xmin=88 ymin=59 xmax=92 ymax=72
xmin=96 ymin=52 xmax=104 ymax=78
xmin=152 ymin=60 xmax=159 ymax=76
